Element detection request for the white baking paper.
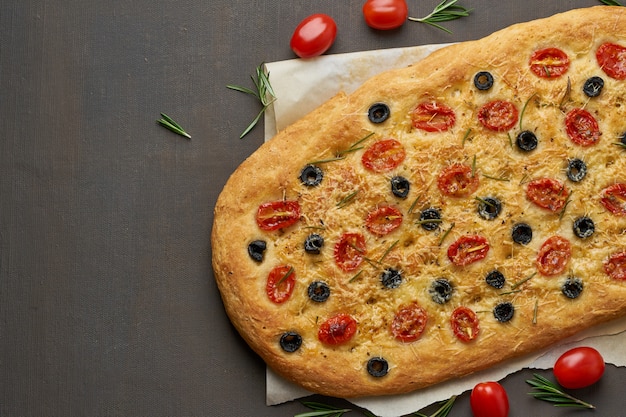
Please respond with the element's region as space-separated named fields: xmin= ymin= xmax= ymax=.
xmin=262 ymin=45 xmax=626 ymax=417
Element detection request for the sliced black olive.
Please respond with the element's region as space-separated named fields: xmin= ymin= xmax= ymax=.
xmin=516 ymin=130 xmax=538 ymax=152
xmin=619 ymin=132 xmax=626 ymax=147
xmin=429 ymin=278 xmax=453 ymax=304
xmin=566 ymin=158 xmax=587 ymax=182
xmin=419 ymin=208 xmax=441 ymax=231
xmin=391 ymin=176 xmax=410 ymax=199
xmin=562 ymin=276 xmax=584 ymax=299
xmin=279 ymin=331 xmax=302 ymax=353
xmin=247 ymin=240 xmax=267 ymax=262
xmin=307 ymin=281 xmax=331 ymax=302
xmin=511 ymin=223 xmax=532 ymax=245
xmin=477 ymin=197 xmax=502 ymax=220
xmin=583 ymin=76 xmax=604 ymax=98
xmin=493 ymin=302 xmax=515 ymax=323
xmin=381 ymin=268 xmax=402 ymax=289
xmin=474 ymin=71 xmax=494 ymax=90
xmin=304 ymin=233 xmax=324 ymax=254
xmin=367 ymin=357 xmax=389 ymax=377
xmin=485 ymin=270 xmax=506 ymax=289
xmin=300 ymin=164 xmax=324 ymax=187
xmin=368 ymin=103 xmax=390 ymax=124
xmin=573 ymin=216 xmax=595 ymax=239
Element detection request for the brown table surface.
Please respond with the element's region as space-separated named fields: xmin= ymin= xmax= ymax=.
xmin=2 ymin=1 xmax=625 ymax=416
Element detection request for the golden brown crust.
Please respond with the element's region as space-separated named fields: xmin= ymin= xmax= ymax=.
xmin=212 ymin=6 xmax=626 ymax=398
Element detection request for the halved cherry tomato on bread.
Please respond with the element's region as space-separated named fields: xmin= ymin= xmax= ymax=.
xmin=318 ymin=313 xmax=357 ymax=345
xmin=391 ymin=302 xmax=428 ymax=342
xmin=478 ymin=100 xmax=518 ymax=131
xmin=600 ymin=183 xmax=626 ymax=216
xmin=361 ymin=138 xmax=406 ymax=173
xmin=554 ymin=347 xmax=605 ymax=389
xmin=536 ymin=235 xmax=571 ymax=276
xmin=447 ymin=235 xmax=490 ymax=266
xmin=451 ymin=306 xmax=480 ymax=342
xmin=290 ymin=14 xmax=337 ymax=58
xmin=604 ymin=250 xmax=626 ymax=280
xmin=437 ymin=163 xmax=479 ymax=198
xmin=256 ymin=200 xmax=301 ymax=231
xmin=363 ymin=0 xmax=408 ymax=30
xmin=565 ymin=108 xmax=601 ymax=147
xmin=526 ymin=178 xmax=569 ymax=212
xmin=334 ymin=232 xmax=366 ymax=272
xmin=470 ymin=381 xmax=509 ymax=417
xmin=266 ymin=265 xmax=296 ymax=304
xmin=411 ymin=102 xmax=456 ymax=132
xmin=529 ymin=47 xmax=570 ymax=78
xmin=596 ymin=42 xmax=626 ymax=80
xmin=365 ymin=205 xmax=403 ymax=236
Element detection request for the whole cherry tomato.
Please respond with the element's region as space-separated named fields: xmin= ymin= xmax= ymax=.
xmin=554 ymin=346 xmax=605 ymax=389
xmin=290 ymin=14 xmax=337 ymax=58
xmin=363 ymin=0 xmax=408 ymax=30
xmin=470 ymin=381 xmax=510 ymax=417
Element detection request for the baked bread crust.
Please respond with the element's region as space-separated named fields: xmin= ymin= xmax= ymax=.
xmin=212 ymin=6 xmax=626 ymax=398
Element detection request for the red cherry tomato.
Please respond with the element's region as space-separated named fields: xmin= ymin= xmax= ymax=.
xmin=554 ymin=347 xmax=605 ymax=389
xmin=536 ymin=235 xmax=571 ymax=276
xmin=256 ymin=200 xmax=301 ymax=231
xmin=334 ymin=232 xmax=366 ymax=272
xmin=290 ymin=14 xmax=337 ymax=58
xmin=266 ymin=265 xmax=296 ymax=304
xmin=604 ymin=250 xmax=626 ymax=281
xmin=447 ymin=235 xmax=490 ymax=266
xmin=318 ymin=313 xmax=357 ymax=345
xmin=470 ymin=381 xmax=509 ymax=417
xmin=451 ymin=306 xmax=480 ymax=342
xmin=565 ymin=108 xmax=601 ymax=147
xmin=361 ymin=138 xmax=406 ymax=173
xmin=365 ymin=205 xmax=403 ymax=236
xmin=526 ymin=178 xmax=569 ymax=212
xmin=478 ymin=100 xmax=518 ymax=132
xmin=363 ymin=0 xmax=408 ymax=30
xmin=411 ymin=101 xmax=456 ymax=132
xmin=529 ymin=47 xmax=570 ymax=78
xmin=601 ymin=183 xmax=626 ymax=216
xmin=596 ymin=42 xmax=626 ymax=80
xmin=391 ymin=302 xmax=428 ymax=342
xmin=437 ymin=163 xmax=479 ymax=198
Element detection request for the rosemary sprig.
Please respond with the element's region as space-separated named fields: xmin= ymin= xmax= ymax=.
xmin=510 ymin=272 xmax=537 ymax=290
xmin=614 ymin=141 xmax=626 ymax=149
xmin=599 ymin=0 xmax=624 ymax=5
xmin=408 ymin=194 xmax=422 ymax=214
xmin=227 ymin=63 xmax=276 ymax=139
xmin=378 ymin=239 xmax=400 ymax=263
xmin=413 ymin=395 xmax=456 ymax=417
xmin=157 ymin=113 xmax=191 ymax=139
xmin=461 ymin=128 xmax=472 ymax=146
xmin=348 ymin=270 xmax=363 ymax=283
xmin=438 ymin=222 xmax=455 ymax=246
xmin=296 ymin=401 xmax=351 ymax=417
xmin=337 ymin=190 xmax=359 ymax=208
xmin=519 ymin=93 xmax=537 ymax=131
xmin=526 ymin=373 xmax=595 ymax=409
xmin=408 ymin=0 xmax=472 ymax=34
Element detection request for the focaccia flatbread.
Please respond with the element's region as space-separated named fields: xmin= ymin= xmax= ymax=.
xmin=212 ymin=6 xmax=626 ymax=397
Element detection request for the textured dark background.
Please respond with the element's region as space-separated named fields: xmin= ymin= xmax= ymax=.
xmin=1 ymin=1 xmax=624 ymax=416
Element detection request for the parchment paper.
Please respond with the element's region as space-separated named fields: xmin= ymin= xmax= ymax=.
xmin=263 ymin=45 xmax=626 ymax=417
